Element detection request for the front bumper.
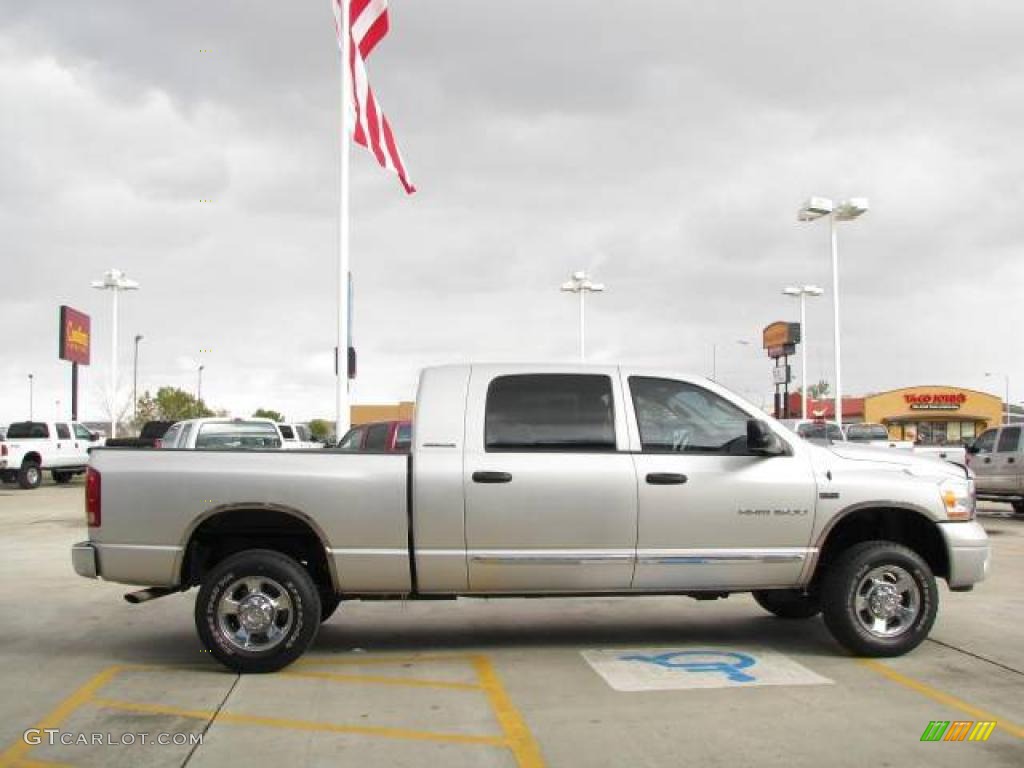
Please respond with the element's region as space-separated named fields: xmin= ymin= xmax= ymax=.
xmin=72 ymin=541 xmax=98 ymax=579
xmin=938 ymin=521 xmax=991 ymax=589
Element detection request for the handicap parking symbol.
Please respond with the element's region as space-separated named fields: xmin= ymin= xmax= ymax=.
xmin=620 ymin=650 xmax=758 ymax=683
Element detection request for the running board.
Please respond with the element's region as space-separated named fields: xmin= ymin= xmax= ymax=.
xmin=124 ymin=587 xmax=180 ymax=604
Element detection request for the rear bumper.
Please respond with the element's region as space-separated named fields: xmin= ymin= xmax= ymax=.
xmin=938 ymin=521 xmax=991 ymax=588
xmin=72 ymin=541 xmax=98 ymax=579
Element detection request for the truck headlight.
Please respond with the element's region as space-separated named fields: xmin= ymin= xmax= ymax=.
xmin=939 ymin=478 xmax=975 ymax=521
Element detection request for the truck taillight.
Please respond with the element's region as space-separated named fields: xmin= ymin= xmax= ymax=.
xmin=1 ymin=444 xmax=6 ymax=456
xmin=85 ymin=468 xmax=101 ymax=527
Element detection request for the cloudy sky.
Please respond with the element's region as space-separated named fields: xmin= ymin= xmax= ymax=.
xmin=1 ymin=1 xmax=1022 ymax=425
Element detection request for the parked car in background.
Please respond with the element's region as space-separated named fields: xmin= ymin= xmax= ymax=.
xmin=335 ymin=419 xmax=412 ymax=453
xmin=158 ymin=418 xmax=284 ymax=450
xmin=105 ymin=421 xmax=175 ymax=449
xmin=278 ymin=423 xmax=321 ymax=450
xmin=74 ymin=364 xmax=988 ymax=672
xmin=967 ymin=424 xmax=1024 ymax=514
xmin=1 ymin=420 xmax=103 ymax=488
xmin=0 ymin=425 xmax=7 ymax=440
xmin=846 ymin=423 xmax=914 ymax=451
xmin=779 ymin=419 xmax=845 ymax=445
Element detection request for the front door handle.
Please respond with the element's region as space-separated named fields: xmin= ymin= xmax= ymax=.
xmin=646 ymin=472 xmax=688 ymax=485
xmin=473 ymin=471 xmax=512 ymax=484
xmin=983 ymin=457 xmax=992 ymax=464
xmin=1009 ymin=457 xmax=1016 ymax=464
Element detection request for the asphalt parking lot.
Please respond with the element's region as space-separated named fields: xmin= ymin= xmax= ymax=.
xmin=0 ymin=479 xmax=1021 ymax=767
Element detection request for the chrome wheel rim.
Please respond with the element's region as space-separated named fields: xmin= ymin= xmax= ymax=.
xmin=26 ymin=467 xmax=39 ymax=485
xmin=854 ymin=565 xmax=920 ymax=638
xmin=216 ymin=576 xmax=294 ymax=652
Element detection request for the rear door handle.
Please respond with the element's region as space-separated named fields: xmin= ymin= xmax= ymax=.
xmin=646 ymin=472 xmax=688 ymax=485
xmin=983 ymin=457 xmax=992 ymax=464
xmin=472 ymin=471 xmax=512 ymax=484
xmin=1009 ymin=457 xmax=1016 ymax=464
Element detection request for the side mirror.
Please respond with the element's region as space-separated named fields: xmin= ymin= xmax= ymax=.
xmin=966 ymin=444 xmax=979 ymax=455
xmin=90 ymin=433 xmax=100 ymax=441
xmin=747 ymin=420 xmax=785 ymax=456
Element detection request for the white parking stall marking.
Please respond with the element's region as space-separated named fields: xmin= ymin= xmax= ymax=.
xmin=581 ymin=647 xmax=833 ymax=691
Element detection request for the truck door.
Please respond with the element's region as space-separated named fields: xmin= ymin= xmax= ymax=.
xmin=991 ymin=426 xmax=1021 ymax=493
xmin=71 ymin=423 xmax=94 ymax=465
xmin=53 ymin=423 xmax=74 ymax=467
xmin=463 ymin=370 xmax=638 ymax=592
xmin=969 ymin=428 xmax=999 ymax=492
xmin=624 ymin=375 xmax=818 ymax=590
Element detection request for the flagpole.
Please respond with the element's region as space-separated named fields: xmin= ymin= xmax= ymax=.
xmin=336 ymin=0 xmax=352 ymax=443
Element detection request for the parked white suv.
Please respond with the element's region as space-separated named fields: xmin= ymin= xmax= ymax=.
xmin=0 ymin=420 xmax=104 ymax=489
xmin=278 ymin=423 xmax=320 ymax=450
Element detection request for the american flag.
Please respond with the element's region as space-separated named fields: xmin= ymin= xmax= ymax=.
xmin=333 ymin=0 xmax=415 ymax=194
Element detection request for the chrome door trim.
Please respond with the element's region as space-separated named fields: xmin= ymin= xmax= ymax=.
xmin=637 ymin=548 xmax=814 ymax=565
xmin=469 ymin=549 xmax=634 ymax=566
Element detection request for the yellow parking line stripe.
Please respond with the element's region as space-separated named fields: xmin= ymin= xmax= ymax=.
xmin=281 ymin=669 xmax=483 ymax=691
xmin=294 ymin=653 xmax=477 ymax=668
xmin=0 ymin=665 xmax=126 ymax=767
xmin=472 ymin=656 xmax=545 ymax=768
xmin=859 ymin=660 xmax=1024 ymax=739
xmin=91 ymin=697 xmax=509 ymax=748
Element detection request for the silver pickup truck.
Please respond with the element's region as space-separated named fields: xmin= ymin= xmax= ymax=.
xmin=72 ymin=364 xmax=990 ymax=672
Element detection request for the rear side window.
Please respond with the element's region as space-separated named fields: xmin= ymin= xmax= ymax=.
xmin=56 ymin=424 xmax=71 ymax=439
xmin=179 ymin=423 xmax=194 ymax=448
xmin=364 ymin=424 xmax=390 ymax=451
xmin=279 ymin=425 xmax=295 ymax=440
xmin=7 ymin=422 xmax=49 ymax=439
xmin=195 ymin=421 xmax=282 ymax=450
xmin=161 ymin=423 xmax=183 ymax=447
xmin=486 ymin=374 xmax=615 ymax=452
xmin=973 ymin=429 xmax=997 ymax=454
xmin=997 ymin=427 xmax=1021 ymax=453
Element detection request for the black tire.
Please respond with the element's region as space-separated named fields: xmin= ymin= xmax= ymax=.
xmin=195 ymin=549 xmax=321 ymax=673
xmin=52 ymin=471 xmax=72 ymax=484
xmin=18 ymin=461 xmax=42 ymax=490
xmin=319 ymin=590 xmax=342 ymax=622
xmin=1012 ymin=501 xmax=1024 ymax=516
xmin=821 ymin=541 xmax=937 ymax=657
xmin=752 ymin=589 xmax=821 ymax=619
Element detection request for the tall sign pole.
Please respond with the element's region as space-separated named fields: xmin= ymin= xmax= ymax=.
xmin=336 ymin=0 xmax=352 ymax=442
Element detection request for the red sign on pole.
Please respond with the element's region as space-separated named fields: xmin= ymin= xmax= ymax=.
xmin=59 ymin=305 xmax=91 ymax=365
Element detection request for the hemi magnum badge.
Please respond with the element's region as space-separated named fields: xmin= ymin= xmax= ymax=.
xmin=819 ymin=492 xmax=840 ymax=500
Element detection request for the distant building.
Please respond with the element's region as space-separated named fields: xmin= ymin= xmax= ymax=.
xmin=351 ymin=401 xmax=414 ymax=426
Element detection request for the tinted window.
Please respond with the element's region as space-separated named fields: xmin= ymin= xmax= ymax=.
xmin=337 ymin=428 xmax=364 ymax=450
xmin=179 ymin=423 xmax=194 ymax=448
xmin=195 ymin=421 xmax=282 ymax=450
xmin=7 ymin=422 xmax=49 ymax=439
xmin=630 ymin=377 xmax=750 ymax=454
xmin=395 ymin=423 xmax=412 ymax=452
xmin=973 ymin=429 xmax=997 ymax=454
xmin=73 ymin=424 xmax=92 ymax=440
xmin=161 ymin=423 xmax=183 ymax=447
xmin=279 ymin=425 xmax=295 ymax=439
xmin=827 ymin=424 xmax=845 ymax=442
xmin=364 ymin=424 xmax=390 ymax=451
xmin=846 ymin=424 xmax=888 ymax=442
xmin=295 ymin=425 xmax=311 ymax=441
xmin=56 ymin=423 xmax=71 ymax=439
xmin=997 ymin=427 xmax=1021 ymax=453
xmin=486 ymin=374 xmax=616 ymax=452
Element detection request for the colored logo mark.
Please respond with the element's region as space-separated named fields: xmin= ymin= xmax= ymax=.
xmin=920 ymin=720 xmax=996 ymax=742
xmin=620 ymin=651 xmax=757 ymax=683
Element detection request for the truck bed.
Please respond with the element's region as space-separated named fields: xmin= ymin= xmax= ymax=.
xmin=88 ymin=448 xmax=411 ymax=592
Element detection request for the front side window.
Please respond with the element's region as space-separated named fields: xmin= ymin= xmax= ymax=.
xmin=997 ymin=427 xmax=1021 ymax=453
xmin=279 ymin=425 xmax=295 ymax=440
xmin=195 ymin=421 xmax=282 ymax=450
xmin=630 ymin=377 xmax=752 ymax=454
xmin=973 ymin=429 xmax=997 ymax=454
xmin=179 ymin=423 xmax=194 ymax=448
xmin=486 ymin=374 xmax=616 ymax=452
xmin=56 ymin=423 xmax=71 ymax=440
xmin=336 ymin=428 xmax=364 ymax=450
xmin=73 ymin=424 xmax=92 ymax=440
xmin=295 ymin=425 xmax=311 ymax=442
xmin=827 ymin=424 xmax=845 ymax=442
xmin=160 ymin=423 xmax=183 ymax=447
xmin=364 ymin=423 xmax=390 ymax=451
xmin=395 ymin=423 xmax=412 ymax=452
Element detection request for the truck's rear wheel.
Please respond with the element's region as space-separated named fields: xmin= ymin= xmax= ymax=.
xmin=1013 ymin=501 xmax=1024 ymax=516
xmin=752 ymin=589 xmax=821 ymax=619
xmin=821 ymin=541 xmax=937 ymax=657
xmin=195 ymin=549 xmax=321 ymax=673
xmin=18 ymin=461 xmax=42 ymax=490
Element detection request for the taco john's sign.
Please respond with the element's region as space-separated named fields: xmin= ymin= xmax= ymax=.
xmin=903 ymin=392 xmax=967 ymax=411
xmin=59 ymin=305 xmax=91 ymax=365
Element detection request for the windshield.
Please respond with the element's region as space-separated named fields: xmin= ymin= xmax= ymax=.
xmin=847 ymin=424 xmax=889 ymax=442
xmin=195 ymin=421 xmax=283 ymax=450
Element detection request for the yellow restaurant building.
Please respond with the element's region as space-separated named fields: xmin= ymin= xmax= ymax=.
xmin=863 ymin=386 xmax=1002 ymax=445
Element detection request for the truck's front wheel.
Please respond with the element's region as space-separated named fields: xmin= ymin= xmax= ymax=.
xmin=821 ymin=541 xmax=937 ymax=657
xmin=195 ymin=549 xmax=322 ymax=673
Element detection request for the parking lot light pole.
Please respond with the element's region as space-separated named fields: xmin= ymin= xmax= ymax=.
xmin=798 ymin=197 xmax=869 ymax=426
xmin=197 ymin=364 xmax=205 ymax=406
xmin=91 ymin=269 xmax=140 ymax=438
xmin=985 ymin=372 xmax=1010 ymax=424
xmin=28 ymin=374 xmax=34 ymax=420
xmin=783 ymin=285 xmax=824 ymax=419
xmin=560 ymin=271 xmax=606 ymax=361
xmin=711 ymin=339 xmax=751 ymax=382
xmin=133 ymin=334 xmax=143 ymax=422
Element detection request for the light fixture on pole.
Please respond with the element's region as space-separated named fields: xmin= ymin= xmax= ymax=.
xmin=985 ymin=371 xmax=1010 ymax=424
xmin=560 ymin=270 xmax=605 ymax=361
xmin=782 ymin=284 xmax=824 ymax=419
xmin=798 ymin=197 xmax=869 ymax=426
xmin=197 ymin=364 xmax=205 ymax=406
xmin=133 ymin=335 xmax=144 ymax=422
xmin=28 ymin=374 xmax=34 ymax=420
xmin=91 ymin=269 xmax=140 ymax=438
xmin=711 ymin=339 xmax=751 ymax=382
